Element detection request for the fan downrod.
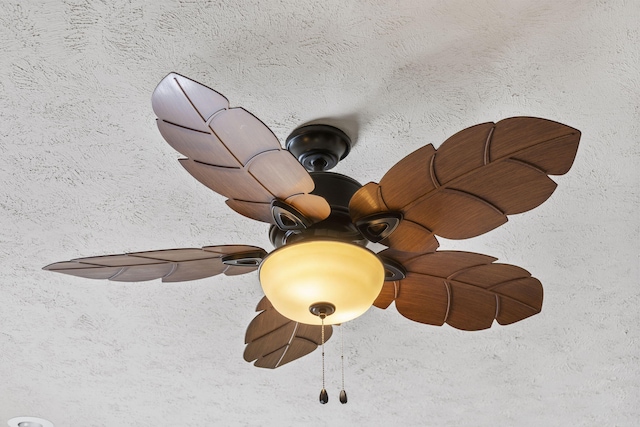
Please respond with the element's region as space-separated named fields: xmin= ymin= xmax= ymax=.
xmin=286 ymin=125 xmax=351 ymax=172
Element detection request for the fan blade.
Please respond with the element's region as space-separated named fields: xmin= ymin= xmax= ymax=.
xmin=225 ymin=193 xmax=332 ymax=224
xmin=244 ymin=296 xmax=332 ymax=369
xmin=152 ymin=73 xmax=230 ymax=133
xmin=350 ymin=117 xmax=580 ymax=249
xmin=350 ymin=183 xmax=440 ymax=253
xmin=376 ymin=249 xmax=543 ymax=330
xmin=43 ymin=245 xmax=266 ymax=283
xmin=372 ymin=281 xmax=397 ymax=309
xmin=152 ymin=73 xmax=330 ymax=227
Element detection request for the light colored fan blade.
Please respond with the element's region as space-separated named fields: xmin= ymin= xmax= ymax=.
xmin=110 ymin=263 xmax=176 ymax=282
xmin=157 ymin=120 xmax=238 ymax=167
xmin=285 ymin=194 xmax=332 ymax=223
xmin=225 ymin=200 xmax=273 ymax=223
xmin=160 ymin=258 xmax=227 ymax=282
xmin=179 ymin=159 xmax=273 ymax=202
xmin=202 ymin=245 xmax=265 ymax=255
xmin=349 ymin=182 xmax=387 ymax=219
xmin=350 ymin=117 xmax=580 ymax=249
xmin=43 ymin=245 xmax=266 ymax=283
xmin=40 ymin=262 xmax=124 ymax=280
xmin=223 ymin=265 xmax=259 ymax=276
xmin=376 ymin=250 xmax=543 ymax=331
xmin=244 ymin=296 xmax=333 ymax=369
xmin=226 ymin=193 xmax=333 ymax=224
xmin=247 ymin=150 xmax=314 ymax=199
xmin=152 ymin=73 xmax=229 ymax=133
xmin=152 ymin=73 xmax=330 ymax=226
xmin=208 ymin=107 xmax=281 ymax=164
xmin=70 ymin=254 xmax=162 ymax=266
xmin=132 ymin=248 xmax=227 ymax=261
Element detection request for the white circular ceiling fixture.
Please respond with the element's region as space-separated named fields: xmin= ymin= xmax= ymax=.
xmin=7 ymin=417 xmax=54 ymax=427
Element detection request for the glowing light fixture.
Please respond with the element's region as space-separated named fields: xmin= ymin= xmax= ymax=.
xmin=259 ymin=240 xmax=385 ymax=325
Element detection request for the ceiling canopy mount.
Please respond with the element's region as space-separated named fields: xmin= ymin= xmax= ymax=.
xmin=286 ymin=124 xmax=351 ymax=172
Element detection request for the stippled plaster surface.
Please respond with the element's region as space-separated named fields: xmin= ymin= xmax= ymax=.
xmin=0 ymin=1 xmax=638 ymax=426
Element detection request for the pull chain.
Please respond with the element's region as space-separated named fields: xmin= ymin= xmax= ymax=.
xmin=339 ymin=325 xmax=348 ymax=404
xmin=319 ymin=316 xmax=328 ymax=404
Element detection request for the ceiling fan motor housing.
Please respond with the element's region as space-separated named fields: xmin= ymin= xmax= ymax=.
xmin=269 ymin=171 xmax=366 ymax=248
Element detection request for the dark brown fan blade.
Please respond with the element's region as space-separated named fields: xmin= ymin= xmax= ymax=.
xmin=244 ymin=296 xmax=332 ymax=369
xmin=43 ymin=245 xmax=266 ymax=282
xmin=152 ymin=73 xmax=330 ymax=226
xmin=350 ymin=117 xmax=580 ymax=250
xmin=376 ymin=249 xmax=543 ymax=330
xmin=349 ymin=183 xmax=440 ymax=253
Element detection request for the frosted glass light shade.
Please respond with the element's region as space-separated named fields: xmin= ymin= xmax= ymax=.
xmin=259 ymin=240 xmax=385 ymax=325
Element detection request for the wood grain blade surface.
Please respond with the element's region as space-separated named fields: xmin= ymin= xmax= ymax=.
xmin=377 ymin=250 xmax=543 ymax=330
xmin=244 ymin=297 xmax=332 ymax=369
xmin=372 ymin=281 xmax=397 ymax=309
xmin=284 ymin=193 xmax=332 ymax=223
xmin=379 ymin=220 xmax=439 ymax=253
xmin=152 ymin=73 xmax=229 ymax=133
xmin=208 ymin=107 xmax=281 ymax=163
xmin=247 ymin=150 xmax=314 ymax=199
xmin=225 ymin=199 xmax=273 ymax=223
xmin=223 ymin=265 xmax=260 ymax=276
xmin=179 ymin=158 xmax=273 ymax=202
xmin=157 ymin=120 xmax=238 ymax=167
xmin=43 ymin=245 xmax=266 ymax=283
xmin=350 ymin=117 xmax=580 ymax=248
xmin=349 ymin=182 xmax=439 ymax=253
xmin=349 ymin=182 xmax=388 ymax=219
xmin=378 ymin=144 xmax=438 ymax=210
xmin=152 ymin=73 xmax=330 ymax=225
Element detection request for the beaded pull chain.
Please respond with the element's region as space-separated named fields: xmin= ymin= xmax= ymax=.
xmin=339 ymin=324 xmax=348 ymax=404
xmin=319 ymin=315 xmax=328 ymax=404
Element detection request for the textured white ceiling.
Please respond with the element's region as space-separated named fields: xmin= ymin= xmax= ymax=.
xmin=1 ymin=1 xmax=638 ymax=426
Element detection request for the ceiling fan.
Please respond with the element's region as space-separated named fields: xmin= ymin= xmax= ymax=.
xmin=44 ymin=73 xmax=581 ymax=370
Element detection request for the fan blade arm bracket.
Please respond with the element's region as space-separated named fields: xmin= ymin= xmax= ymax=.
xmin=271 ymin=199 xmax=313 ymax=231
xmin=354 ymin=212 xmax=403 ymax=243
xmin=378 ymin=256 xmax=407 ymax=281
xmin=221 ymin=249 xmax=268 ymax=267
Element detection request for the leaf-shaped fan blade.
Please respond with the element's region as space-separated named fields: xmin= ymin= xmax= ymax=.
xmin=349 ymin=182 xmax=440 ymax=253
xmin=350 ymin=117 xmax=580 ymax=250
xmin=244 ymin=297 xmax=333 ymax=369
xmin=152 ymin=73 xmax=330 ymax=226
xmin=377 ymin=250 xmax=543 ymax=331
xmin=43 ymin=245 xmax=266 ymax=282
